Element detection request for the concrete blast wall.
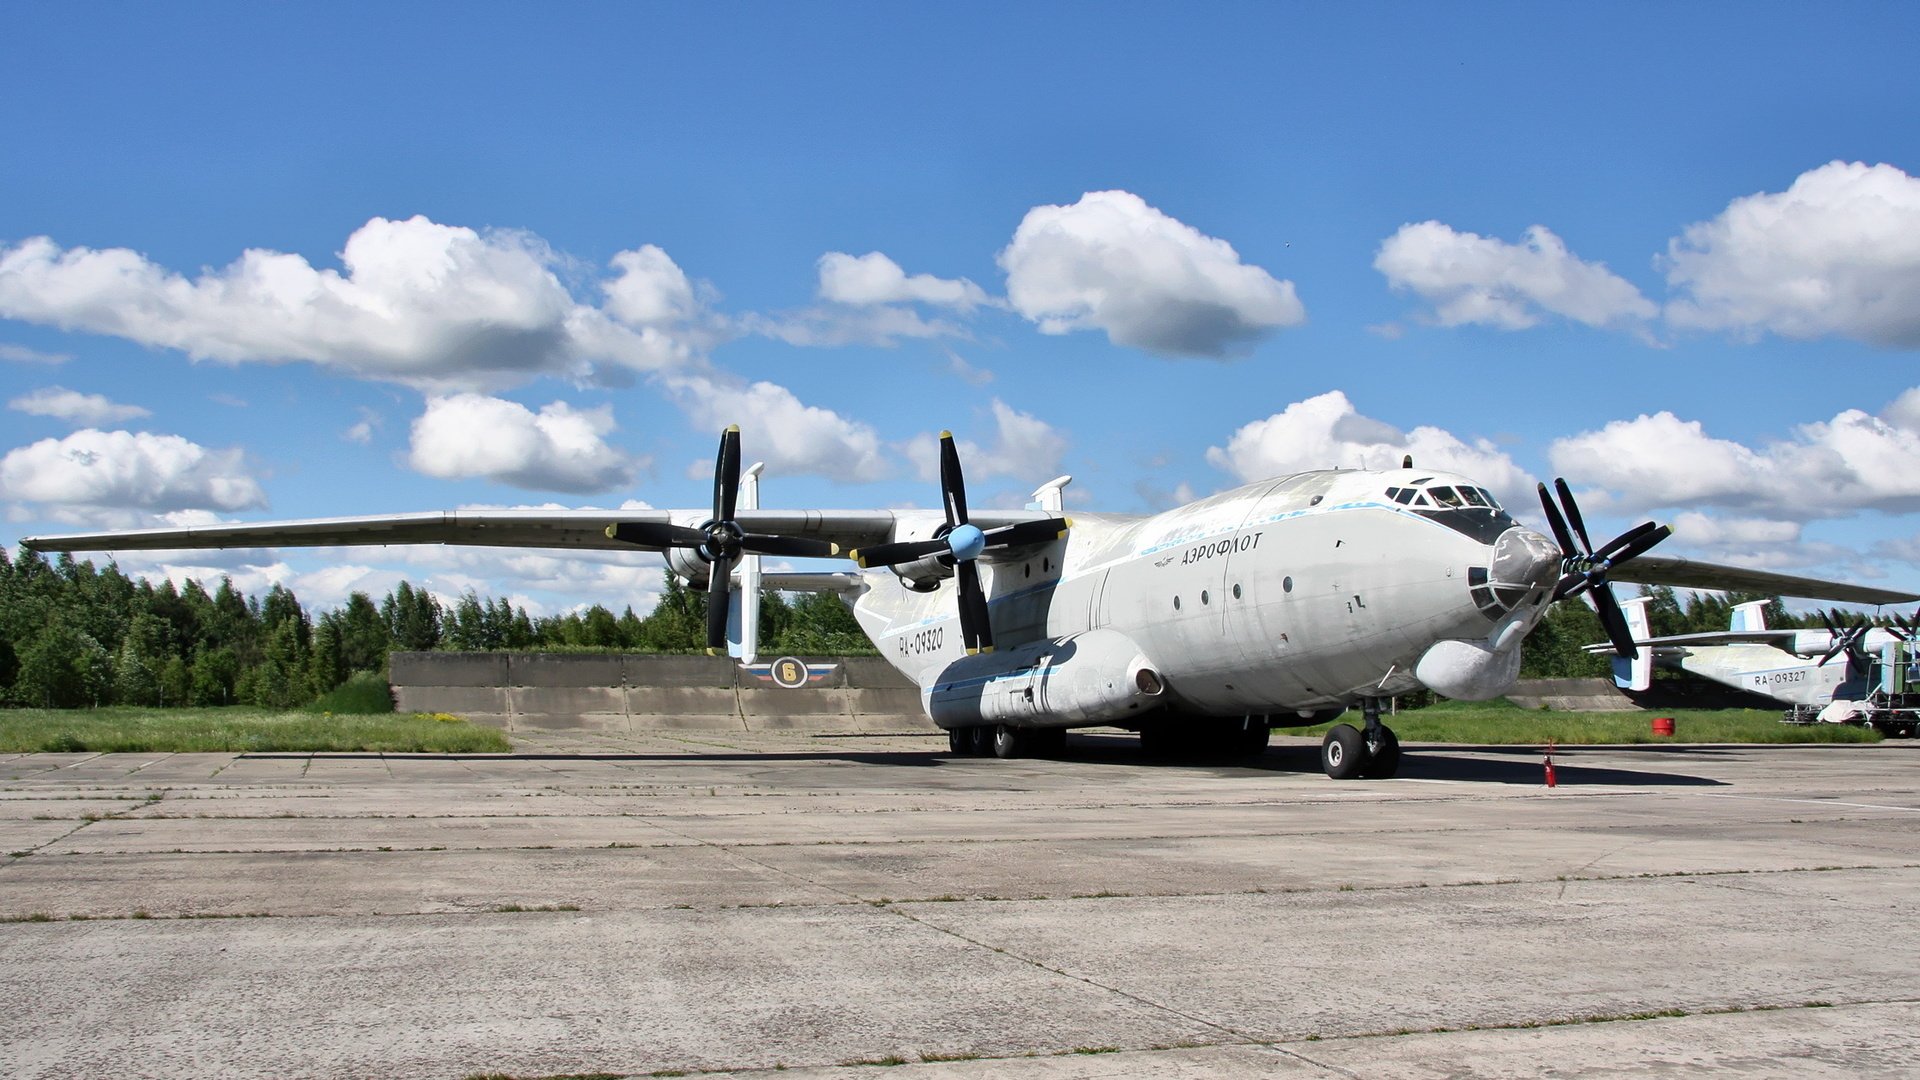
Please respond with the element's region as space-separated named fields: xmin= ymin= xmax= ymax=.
xmin=390 ymin=653 xmax=932 ymax=734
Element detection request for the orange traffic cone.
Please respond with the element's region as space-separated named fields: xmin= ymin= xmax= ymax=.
xmin=1544 ymin=741 xmax=1557 ymax=788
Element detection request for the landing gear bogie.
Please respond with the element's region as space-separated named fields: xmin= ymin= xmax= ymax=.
xmin=1320 ymin=697 xmax=1402 ymax=780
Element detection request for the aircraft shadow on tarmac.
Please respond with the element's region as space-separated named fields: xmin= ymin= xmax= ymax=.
xmin=275 ymin=736 xmax=1737 ymax=786
xmin=1055 ymin=734 xmax=1729 ymax=787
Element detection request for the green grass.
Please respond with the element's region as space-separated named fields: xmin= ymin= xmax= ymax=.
xmin=304 ymin=671 xmax=396 ymax=714
xmin=1296 ymin=698 xmax=1880 ymax=745
xmin=0 ymin=705 xmax=511 ymax=754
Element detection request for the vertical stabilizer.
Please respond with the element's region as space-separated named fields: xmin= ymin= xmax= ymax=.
xmin=1731 ymin=600 xmax=1769 ymax=633
xmin=1612 ymin=595 xmax=1653 ymax=692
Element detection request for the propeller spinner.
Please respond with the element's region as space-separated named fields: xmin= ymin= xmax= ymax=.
xmin=605 ymin=426 xmax=840 ymax=654
xmin=848 ymin=432 xmax=1070 ymax=655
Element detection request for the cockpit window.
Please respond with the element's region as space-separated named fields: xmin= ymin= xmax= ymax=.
xmin=1429 ymin=486 xmax=1464 ymax=508
xmin=1386 ymin=486 xmax=1417 ymax=505
xmin=1459 ymin=487 xmax=1489 ymax=508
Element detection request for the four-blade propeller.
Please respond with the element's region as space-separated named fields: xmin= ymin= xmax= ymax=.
xmin=848 ymin=432 xmax=1069 ymax=655
xmin=604 ymin=426 xmax=840 ymax=653
xmin=1537 ymin=477 xmax=1672 ymax=659
xmin=1816 ymin=610 xmax=1875 ymax=669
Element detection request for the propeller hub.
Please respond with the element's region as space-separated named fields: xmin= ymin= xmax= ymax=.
xmin=698 ymin=518 xmax=745 ymax=561
xmin=947 ymin=523 xmax=987 ymax=562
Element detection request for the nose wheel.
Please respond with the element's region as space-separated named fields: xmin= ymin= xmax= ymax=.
xmin=1320 ymin=698 xmax=1401 ymax=779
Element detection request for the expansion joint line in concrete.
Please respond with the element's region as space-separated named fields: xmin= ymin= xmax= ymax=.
xmin=2 ymin=786 xmax=173 ymax=867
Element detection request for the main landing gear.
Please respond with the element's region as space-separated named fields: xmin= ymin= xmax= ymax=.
xmin=1320 ymin=698 xmax=1400 ymax=780
xmin=947 ymin=724 xmax=1067 ymax=759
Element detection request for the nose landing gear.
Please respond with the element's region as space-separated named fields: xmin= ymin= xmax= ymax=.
xmin=1320 ymin=697 xmax=1400 ymax=779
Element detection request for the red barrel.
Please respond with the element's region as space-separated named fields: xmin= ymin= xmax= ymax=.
xmin=1651 ymin=717 xmax=1676 ymax=737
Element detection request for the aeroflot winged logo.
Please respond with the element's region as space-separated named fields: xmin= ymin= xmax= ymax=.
xmin=746 ymin=658 xmax=838 ymax=689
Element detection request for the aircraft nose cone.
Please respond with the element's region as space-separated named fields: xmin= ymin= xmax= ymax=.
xmin=1490 ymin=526 xmax=1560 ymax=590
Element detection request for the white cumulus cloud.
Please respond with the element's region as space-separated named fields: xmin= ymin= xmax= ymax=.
xmin=1664 ymin=161 xmax=1920 ymax=348
xmin=998 ymin=190 xmax=1304 ymax=358
xmin=1548 ymin=395 xmax=1920 ymax=516
xmin=1206 ymin=391 xmax=1533 ymax=503
xmin=1375 ymin=221 xmax=1657 ymax=331
xmin=0 ymin=429 xmax=267 ymax=518
xmin=0 ymin=217 xmax=699 ymax=392
xmin=817 ymin=251 xmax=989 ymax=311
xmin=406 ymin=394 xmax=640 ymax=494
xmin=905 ymin=399 xmax=1068 ymax=484
xmin=667 ymin=375 xmax=888 ymax=483
xmin=9 ymin=386 xmax=150 ymax=425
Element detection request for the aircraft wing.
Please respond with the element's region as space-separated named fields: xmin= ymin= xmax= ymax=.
xmin=1612 ymin=554 xmax=1920 ymax=607
xmin=17 ymin=509 xmax=1050 ymax=557
xmin=1580 ymin=629 xmax=1799 ymax=653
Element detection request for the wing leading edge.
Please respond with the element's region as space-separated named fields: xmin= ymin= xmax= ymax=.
xmin=1613 ymin=554 xmax=1920 ymax=608
xmin=18 ymin=509 xmax=1056 ymax=557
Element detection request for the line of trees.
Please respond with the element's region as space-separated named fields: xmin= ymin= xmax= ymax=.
xmin=0 ymin=550 xmax=869 ymax=710
xmin=0 ymin=547 xmax=1816 ymax=709
xmin=1518 ymin=585 xmax=1800 ymax=678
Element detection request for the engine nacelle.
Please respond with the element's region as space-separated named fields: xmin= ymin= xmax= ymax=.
xmin=925 ymin=628 xmax=1164 ymax=729
xmin=889 ymin=553 xmax=953 ymax=592
xmin=662 ymin=546 xmax=711 ymax=587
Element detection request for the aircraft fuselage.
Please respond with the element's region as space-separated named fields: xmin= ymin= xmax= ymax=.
xmin=852 ymin=467 xmax=1562 ymax=728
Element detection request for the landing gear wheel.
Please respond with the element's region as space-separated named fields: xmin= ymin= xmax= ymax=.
xmin=947 ymin=727 xmax=969 ymax=755
xmin=992 ymin=724 xmax=1029 ymax=759
xmin=966 ymin=725 xmax=993 ymax=756
xmin=1362 ymin=726 xmax=1401 ymax=779
xmin=1321 ymin=723 xmax=1366 ymax=779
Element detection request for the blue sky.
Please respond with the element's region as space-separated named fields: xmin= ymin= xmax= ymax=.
xmin=5 ymin=4 xmax=1920 ymax=616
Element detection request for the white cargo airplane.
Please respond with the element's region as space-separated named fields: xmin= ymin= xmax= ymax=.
xmin=23 ymin=427 xmax=1919 ymax=778
xmin=1601 ymin=597 xmax=1920 ymax=735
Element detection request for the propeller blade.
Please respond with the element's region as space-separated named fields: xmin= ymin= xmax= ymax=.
xmin=982 ymin=518 xmax=1072 ymax=549
xmin=705 ymin=555 xmax=732 ymax=654
xmin=605 ymin=522 xmax=706 ymax=549
xmin=1554 ymin=478 xmax=1594 ymax=554
xmin=1536 ymin=482 xmax=1576 ymax=556
xmin=847 ymin=537 xmax=950 ymax=568
xmin=712 ymin=425 xmax=741 ymax=524
xmin=740 ymin=534 xmax=841 ymax=559
xmin=956 ymin=560 xmax=992 ymax=654
xmin=1555 ymin=573 xmax=1592 ymax=602
xmin=939 ymin=432 xmax=970 ymax=528
xmin=1597 ymin=523 xmax=1672 ymax=567
xmin=1591 ymin=585 xmax=1639 ymax=659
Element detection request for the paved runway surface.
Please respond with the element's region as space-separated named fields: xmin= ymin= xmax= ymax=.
xmin=3 ymin=728 xmax=1918 ymax=1079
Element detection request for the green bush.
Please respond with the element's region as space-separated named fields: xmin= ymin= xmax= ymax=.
xmin=305 ymin=671 xmax=395 ymax=714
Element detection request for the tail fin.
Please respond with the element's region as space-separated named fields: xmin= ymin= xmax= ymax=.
xmin=1612 ymin=595 xmax=1653 ymax=692
xmin=1731 ymin=600 xmax=1769 ymax=633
